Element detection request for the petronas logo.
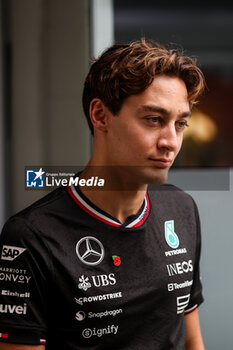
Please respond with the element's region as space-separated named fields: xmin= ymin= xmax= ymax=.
xmin=164 ymin=220 xmax=179 ymax=249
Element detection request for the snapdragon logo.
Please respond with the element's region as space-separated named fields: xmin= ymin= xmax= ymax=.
xmin=82 ymin=324 xmax=118 ymax=339
xmin=75 ymin=308 xmax=123 ymax=321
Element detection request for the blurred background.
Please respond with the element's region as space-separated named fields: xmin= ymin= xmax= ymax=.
xmin=0 ymin=0 xmax=232 ymax=348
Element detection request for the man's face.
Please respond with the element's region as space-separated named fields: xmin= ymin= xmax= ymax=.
xmin=105 ymin=75 xmax=191 ymax=185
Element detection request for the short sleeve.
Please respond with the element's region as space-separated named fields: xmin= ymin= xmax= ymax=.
xmin=0 ymin=216 xmax=51 ymax=345
xmin=185 ymin=200 xmax=204 ymax=314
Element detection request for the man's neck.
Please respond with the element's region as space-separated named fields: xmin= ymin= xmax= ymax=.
xmin=79 ymin=165 xmax=147 ymax=224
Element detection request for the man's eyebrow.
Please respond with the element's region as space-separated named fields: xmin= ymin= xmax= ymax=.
xmin=138 ymin=105 xmax=192 ymax=118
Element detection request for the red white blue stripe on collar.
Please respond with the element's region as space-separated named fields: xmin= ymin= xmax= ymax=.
xmin=67 ymin=184 xmax=150 ymax=228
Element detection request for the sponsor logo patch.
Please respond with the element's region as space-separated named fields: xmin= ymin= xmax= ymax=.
xmin=167 ymin=260 xmax=193 ymax=277
xmin=76 ymin=237 xmax=104 ymax=266
xmin=82 ymin=324 xmax=118 ymax=339
xmin=75 ymin=310 xmax=86 ymax=321
xmin=165 ymin=248 xmax=187 ymax=257
xmin=164 ymin=220 xmax=179 ymax=249
xmin=168 ymin=280 xmax=193 ymax=292
xmin=0 ymin=303 xmax=27 ymax=315
xmin=75 ymin=308 xmax=123 ymax=321
xmin=78 ymin=273 xmax=117 ymax=291
xmin=0 ymin=269 xmax=31 ymax=284
xmin=177 ymin=294 xmax=190 ymax=314
xmin=1 ymin=290 xmax=30 ymax=298
xmin=1 ymin=246 xmax=26 ymax=261
xmin=75 ymin=291 xmax=122 ymax=305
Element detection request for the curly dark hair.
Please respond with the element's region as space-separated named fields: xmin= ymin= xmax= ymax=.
xmin=82 ymin=38 xmax=205 ymax=134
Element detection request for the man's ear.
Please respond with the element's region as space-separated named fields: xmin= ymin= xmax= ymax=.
xmin=89 ymin=98 xmax=109 ymax=133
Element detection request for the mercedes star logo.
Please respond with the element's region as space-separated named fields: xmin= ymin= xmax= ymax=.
xmin=76 ymin=236 xmax=105 ymax=266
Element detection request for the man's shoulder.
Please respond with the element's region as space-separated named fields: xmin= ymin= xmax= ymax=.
xmin=148 ymin=183 xmax=195 ymax=207
xmin=2 ymin=187 xmax=70 ymax=235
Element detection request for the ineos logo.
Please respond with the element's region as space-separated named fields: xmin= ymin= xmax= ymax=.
xmin=76 ymin=237 xmax=104 ymax=266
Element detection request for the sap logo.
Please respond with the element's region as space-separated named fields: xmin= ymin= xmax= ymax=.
xmin=167 ymin=260 xmax=193 ymax=277
xmin=0 ymin=303 xmax=27 ymax=315
xmin=78 ymin=273 xmax=116 ymax=291
xmin=1 ymin=246 xmax=26 ymax=261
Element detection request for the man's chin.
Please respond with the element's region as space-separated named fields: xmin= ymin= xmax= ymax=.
xmin=143 ymin=167 xmax=169 ymax=186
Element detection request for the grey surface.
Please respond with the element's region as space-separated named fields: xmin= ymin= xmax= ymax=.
xmin=169 ymin=168 xmax=233 ymax=349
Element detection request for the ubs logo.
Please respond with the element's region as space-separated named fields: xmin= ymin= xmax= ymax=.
xmin=76 ymin=236 xmax=104 ymax=266
xmin=78 ymin=273 xmax=116 ymax=291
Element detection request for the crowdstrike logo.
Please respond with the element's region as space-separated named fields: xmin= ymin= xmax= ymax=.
xmin=74 ymin=291 xmax=122 ymax=305
xmin=164 ymin=220 xmax=179 ymax=249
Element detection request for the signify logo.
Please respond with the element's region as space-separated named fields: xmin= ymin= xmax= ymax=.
xmin=82 ymin=324 xmax=118 ymax=339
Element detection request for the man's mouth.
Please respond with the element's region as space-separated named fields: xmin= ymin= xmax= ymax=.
xmin=148 ymin=158 xmax=172 ymax=167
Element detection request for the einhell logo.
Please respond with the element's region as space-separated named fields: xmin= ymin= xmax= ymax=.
xmin=1 ymin=246 xmax=26 ymax=261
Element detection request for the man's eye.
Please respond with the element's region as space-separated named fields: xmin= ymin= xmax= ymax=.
xmin=177 ymin=121 xmax=189 ymax=129
xmin=146 ymin=116 xmax=160 ymax=123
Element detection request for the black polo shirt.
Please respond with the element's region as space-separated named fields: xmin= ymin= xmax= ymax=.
xmin=0 ymin=183 xmax=203 ymax=349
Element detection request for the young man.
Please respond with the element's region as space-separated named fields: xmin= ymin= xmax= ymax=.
xmin=0 ymin=39 xmax=205 ymax=349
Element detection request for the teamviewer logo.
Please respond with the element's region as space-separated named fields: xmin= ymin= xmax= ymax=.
xmin=26 ymin=168 xmax=45 ymax=188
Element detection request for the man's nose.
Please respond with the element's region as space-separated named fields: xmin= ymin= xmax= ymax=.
xmin=157 ymin=124 xmax=179 ymax=151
